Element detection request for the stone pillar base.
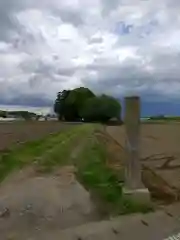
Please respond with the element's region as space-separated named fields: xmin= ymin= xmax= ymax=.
xmin=123 ymin=187 xmax=151 ymax=205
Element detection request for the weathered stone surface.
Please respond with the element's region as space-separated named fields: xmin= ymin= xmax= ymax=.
xmin=124 ymin=96 xmax=143 ymax=190
xmin=19 ymin=203 xmax=180 ymax=240
xmin=123 ymin=188 xmax=151 ymax=205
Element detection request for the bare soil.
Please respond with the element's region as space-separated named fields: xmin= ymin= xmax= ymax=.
xmin=0 ymin=166 xmax=100 ymax=240
xmin=0 ymin=122 xmax=76 ymax=151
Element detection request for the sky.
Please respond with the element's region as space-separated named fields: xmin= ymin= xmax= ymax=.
xmin=1 ymin=0 xmax=180 ymax=115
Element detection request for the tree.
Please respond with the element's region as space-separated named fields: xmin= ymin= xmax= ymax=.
xmin=54 ymin=87 xmax=95 ymax=121
xmin=0 ymin=111 xmax=7 ymax=118
xmin=8 ymin=111 xmax=36 ymax=120
xmin=65 ymin=87 xmax=95 ymax=121
xmin=54 ymin=87 xmax=121 ymax=123
xmin=80 ymin=94 xmax=121 ymax=122
xmin=54 ymin=90 xmax=71 ymax=120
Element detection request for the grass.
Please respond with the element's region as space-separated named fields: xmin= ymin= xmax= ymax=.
xmin=0 ymin=123 xmax=153 ymax=216
xmin=72 ymin=132 xmax=153 ymax=216
xmin=35 ymin=124 xmax=96 ymax=172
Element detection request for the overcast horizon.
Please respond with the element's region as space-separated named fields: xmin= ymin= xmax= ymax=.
xmin=1 ymin=0 xmax=180 ymax=115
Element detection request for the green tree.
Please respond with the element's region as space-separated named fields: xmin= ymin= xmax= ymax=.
xmin=65 ymin=87 xmax=95 ymax=120
xmin=54 ymin=87 xmax=121 ymax=123
xmin=54 ymin=90 xmax=71 ymax=120
xmin=80 ymin=94 xmax=121 ymax=122
xmin=54 ymin=87 xmax=95 ymax=121
xmin=0 ymin=111 xmax=7 ymax=118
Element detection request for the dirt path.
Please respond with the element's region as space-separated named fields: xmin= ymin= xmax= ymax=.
xmin=0 ymin=166 xmax=100 ymax=240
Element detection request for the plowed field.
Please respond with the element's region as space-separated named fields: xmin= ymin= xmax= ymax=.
xmin=0 ymin=121 xmax=76 ymax=151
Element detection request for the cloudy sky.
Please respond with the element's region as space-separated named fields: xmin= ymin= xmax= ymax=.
xmin=1 ymin=0 xmax=180 ymax=114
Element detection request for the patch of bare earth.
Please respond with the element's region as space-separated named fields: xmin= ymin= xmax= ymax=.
xmin=0 ymin=166 xmax=100 ymax=240
xmin=142 ymin=166 xmax=178 ymax=204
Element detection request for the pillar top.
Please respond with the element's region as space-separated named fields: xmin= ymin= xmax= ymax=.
xmin=125 ymin=96 xmax=140 ymax=100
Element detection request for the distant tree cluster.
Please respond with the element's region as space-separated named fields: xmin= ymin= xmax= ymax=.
xmin=149 ymin=115 xmax=165 ymax=120
xmin=54 ymin=87 xmax=121 ymax=123
xmin=149 ymin=115 xmax=180 ymax=121
xmin=0 ymin=110 xmax=37 ymax=120
xmin=0 ymin=111 xmax=6 ymax=118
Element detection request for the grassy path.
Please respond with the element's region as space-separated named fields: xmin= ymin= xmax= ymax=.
xmin=0 ymin=123 xmax=152 ymax=216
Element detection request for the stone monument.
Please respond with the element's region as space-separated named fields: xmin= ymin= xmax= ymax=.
xmin=123 ymin=96 xmax=150 ymax=203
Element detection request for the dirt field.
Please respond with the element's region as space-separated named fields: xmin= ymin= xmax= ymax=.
xmin=0 ymin=121 xmax=77 ymax=151
xmin=106 ymin=123 xmax=180 ymax=157
xmin=106 ymin=123 xmax=180 ymax=201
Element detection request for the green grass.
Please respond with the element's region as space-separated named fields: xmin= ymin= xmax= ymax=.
xmin=36 ymin=124 xmax=96 ymax=172
xmin=69 ymin=133 xmax=153 ymax=216
xmin=76 ymin=137 xmax=122 ymax=201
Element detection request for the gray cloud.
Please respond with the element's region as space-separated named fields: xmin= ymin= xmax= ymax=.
xmin=53 ymin=9 xmax=83 ymax=26
xmin=0 ymin=1 xmax=19 ymax=41
xmin=101 ymin=0 xmax=121 ymax=16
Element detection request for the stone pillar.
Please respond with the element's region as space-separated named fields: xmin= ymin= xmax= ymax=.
xmin=124 ymin=96 xmax=150 ymax=203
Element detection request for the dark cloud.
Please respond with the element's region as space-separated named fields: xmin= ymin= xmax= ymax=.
xmin=0 ymin=94 xmax=53 ymax=107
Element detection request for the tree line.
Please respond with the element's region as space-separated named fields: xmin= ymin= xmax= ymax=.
xmin=54 ymin=87 xmax=121 ymax=123
xmin=0 ymin=110 xmax=37 ymax=120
